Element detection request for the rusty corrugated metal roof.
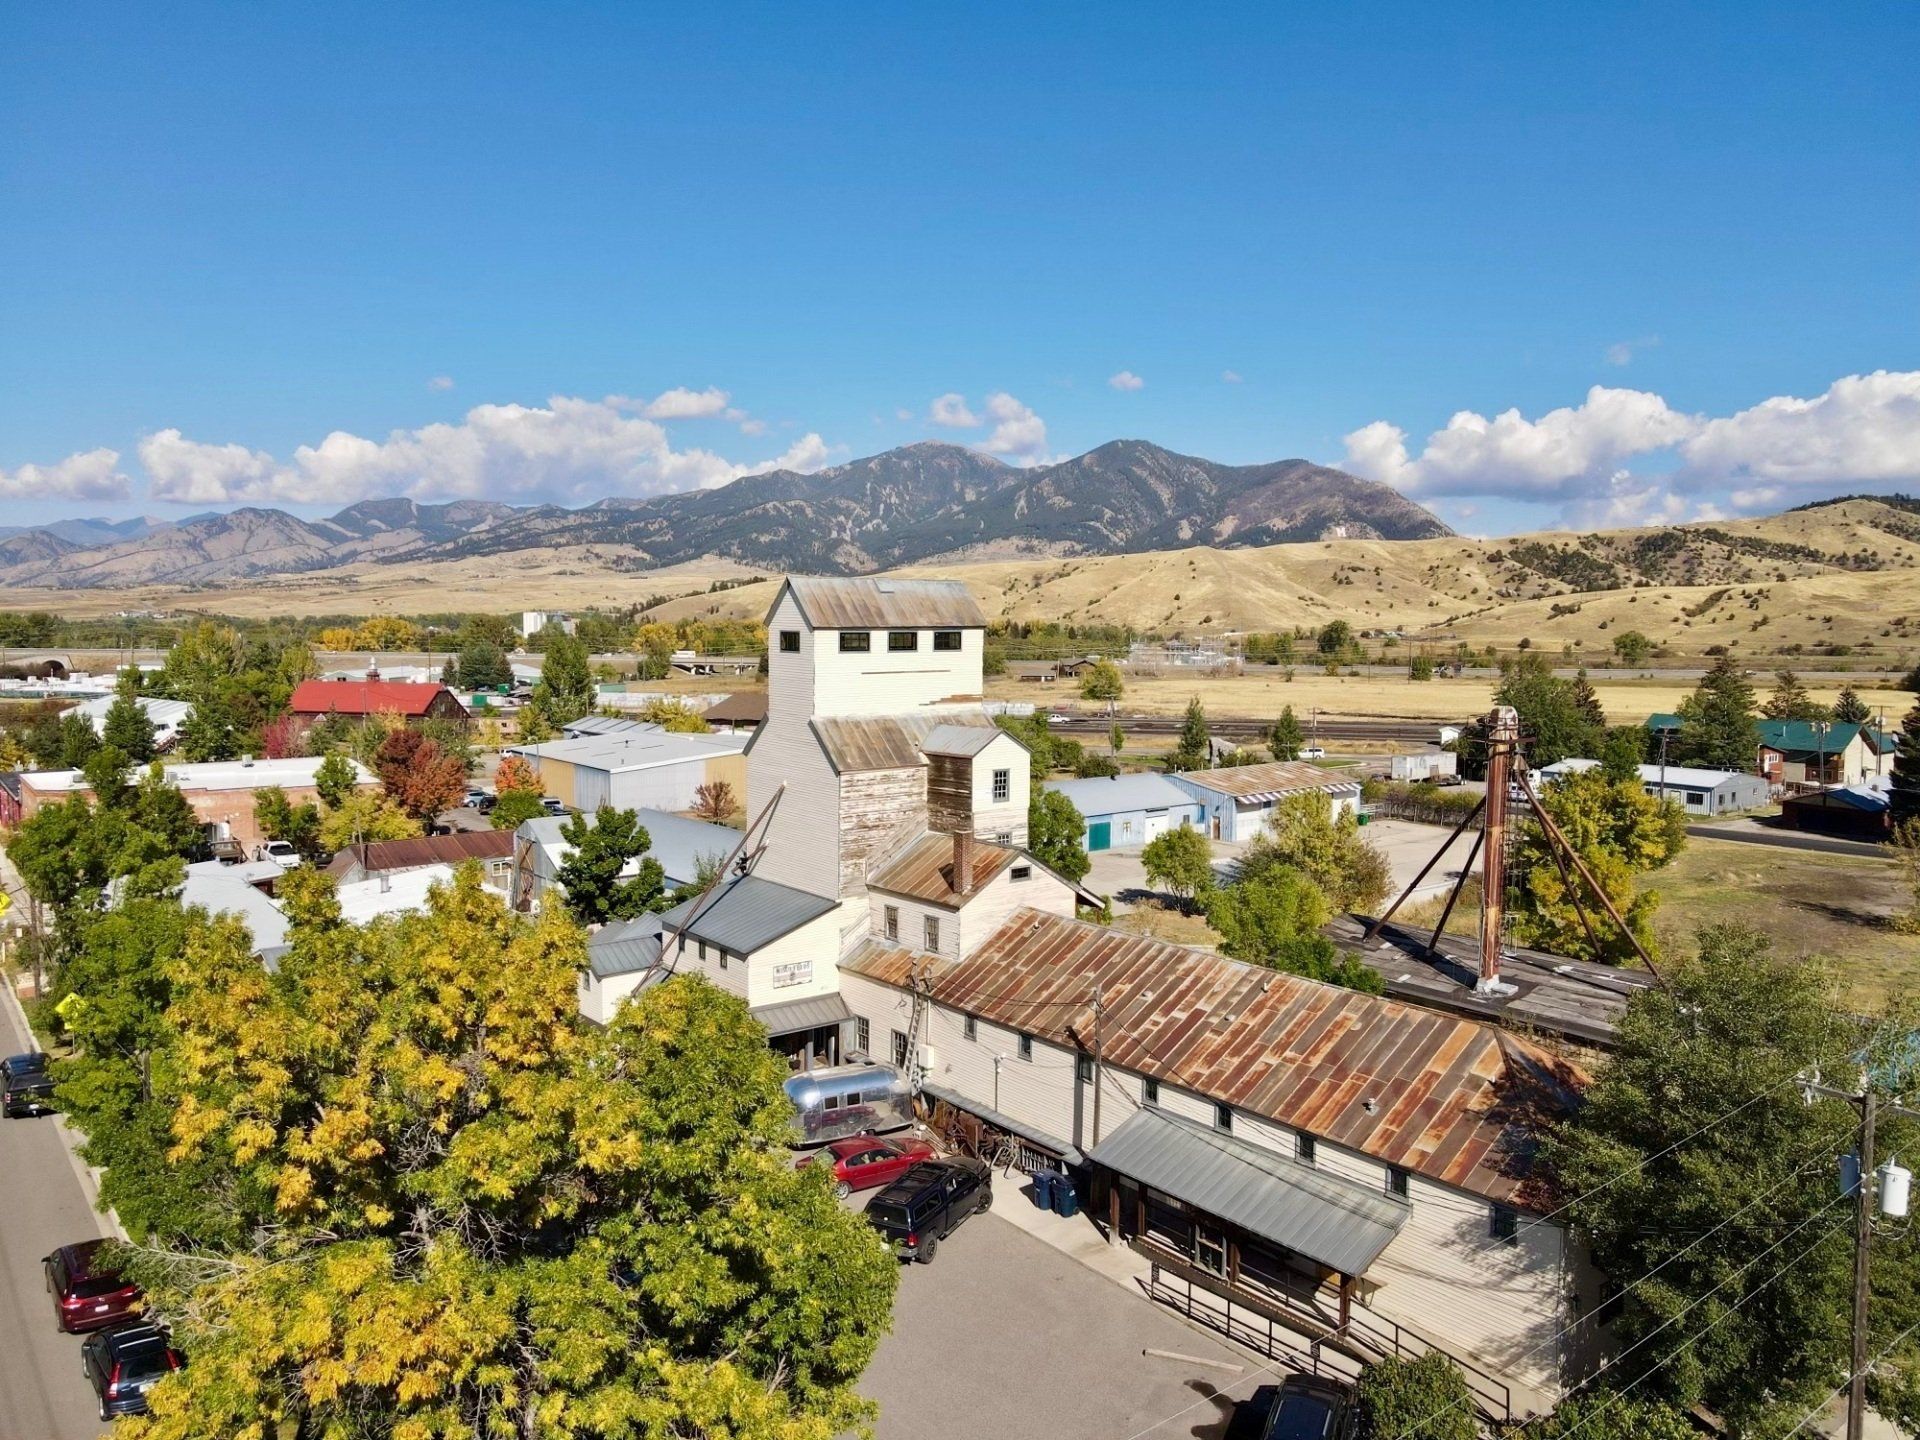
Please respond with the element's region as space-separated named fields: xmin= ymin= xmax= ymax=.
xmin=869 ymin=833 xmax=1018 ymax=908
xmin=1176 ymin=761 xmax=1362 ymax=800
xmin=781 ymin=576 xmax=987 ymax=630
xmin=811 ymin=711 xmax=1001 ymax=773
xmin=842 ymin=908 xmax=1582 ymax=1206
xmin=703 ymin=690 xmax=768 ymax=724
xmin=324 ymin=828 xmax=515 ymax=876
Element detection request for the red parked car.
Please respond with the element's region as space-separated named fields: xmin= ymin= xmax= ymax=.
xmin=802 ymin=1135 xmax=938 ymax=1199
xmin=44 ymin=1240 xmax=143 ymax=1333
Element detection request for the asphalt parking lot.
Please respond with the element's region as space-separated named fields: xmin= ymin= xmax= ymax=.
xmin=859 ymin=1209 xmax=1272 ymax=1440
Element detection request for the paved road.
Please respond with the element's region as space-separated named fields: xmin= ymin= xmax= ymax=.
xmin=0 ymin=991 xmax=111 ymax=1440
xmin=1685 ymin=822 xmax=1890 ymax=860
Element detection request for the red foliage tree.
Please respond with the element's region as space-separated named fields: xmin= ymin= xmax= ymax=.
xmin=259 ymin=712 xmax=310 ymax=760
xmin=375 ymin=727 xmax=468 ymax=821
xmin=494 ymin=753 xmax=541 ymax=795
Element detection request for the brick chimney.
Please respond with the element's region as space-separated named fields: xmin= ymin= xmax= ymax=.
xmin=952 ymin=828 xmax=976 ymax=899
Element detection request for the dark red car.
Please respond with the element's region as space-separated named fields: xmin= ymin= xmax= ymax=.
xmin=802 ymin=1135 xmax=937 ymax=1199
xmin=44 ymin=1240 xmax=143 ymax=1333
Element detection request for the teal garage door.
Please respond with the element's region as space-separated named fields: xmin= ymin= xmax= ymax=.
xmin=1087 ymin=820 xmax=1111 ymax=851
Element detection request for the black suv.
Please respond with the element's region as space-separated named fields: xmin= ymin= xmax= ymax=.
xmin=864 ymin=1157 xmax=992 ymax=1262
xmin=80 ymin=1322 xmax=183 ymax=1420
xmin=1259 ymin=1375 xmax=1354 ymax=1440
xmin=2 ymin=1052 xmax=55 ymax=1118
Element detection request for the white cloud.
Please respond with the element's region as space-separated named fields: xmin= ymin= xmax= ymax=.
xmin=737 ymin=417 xmax=768 ymax=436
xmin=621 ymin=385 xmax=732 ymax=420
xmin=1341 ymin=385 xmax=1699 ymax=500
xmin=981 ymin=392 xmax=1050 ymax=463
xmin=427 ymin=375 xmax=456 ymax=392
xmin=1679 ymin=370 xmax=1920 ymax=490
xmin=1221 ymin=370 xmax=1243 ymax=384
xmin=928 ymin=393 xmax=981 ymax=428
xmin=140 ymin=396 xmax=832 ymax=506
xmin=1604 ymin=335 xmax=1660 ymax=367
xmin=0 ymin=448 xmax=132 ymax=502
xmin=1108 ymin=370 xmax=1145 ymax=392
xmin=894 ymin=407 xmax=913 ymax=422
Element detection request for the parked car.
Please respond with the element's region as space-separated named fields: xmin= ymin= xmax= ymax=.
xmin=539 ymin=796 xmax=567 ymax=815
xmin=80 ymin=1322 xmax=182 ymax=1420
xmin=44 ymin=1239 xmax=143 ymax=1333
xmin=464 ymin=788 xmax=495 ymax=813
xmin=1300 ymin=744 xmax=1327 ymax=760
xmin=254 ymin=839 xmax=301 ymax=869
xmin=2 ymin=1051 xmax=55 ymax=1118
xmin=864 ymin=1157 xmax=992 ymax=1262
xmin=800 ymin=1134 xmax=937 ymax=1199
xmin=1045 ymin=711 xmax=1075 ymax=724
xmin=1259 ymin=1375 xmax=1353 ymax=1440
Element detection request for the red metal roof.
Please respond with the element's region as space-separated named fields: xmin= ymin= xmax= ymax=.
xmin=843 ymin=908 xmax=1583 ymax=1206
xmin=288 ymin=679 xmax=457 ymax=717
xmin=323 ymin=828 xmax=514 ymax=876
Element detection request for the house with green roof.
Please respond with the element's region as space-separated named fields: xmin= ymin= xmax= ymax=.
xmin=1755 ymin=719 xmax=1895 ymax=788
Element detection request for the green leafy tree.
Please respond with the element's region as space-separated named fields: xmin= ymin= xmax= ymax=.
xmin=1166 ymin=696 xmax=1211 ymax=772
xmin=1610 ymin=631 xmax=1652 ymax=666
xmin=103 ymin=676 xmax=158 ymax=763
xmin=316 ymin=791 xmax=421 ymax=851
xmin=1892 ymin=699 xmax=1920 ymax=831
xmin=1078 ymin=659 xmax=1124 ymax=711
xmin=1408 ymin=653 xmax=1435 ymax=681
xmin=1140 ymin=825 xmax=1213 ymax=902
xmin=555 ymin=804 xmax=668 ymax=922
xmin=1204 ymin=868 xmax=1385 ymax=994
xmin=490 ymin=788 xmax=548 ymax=830
xmin=1520 ymin=1391 xmax=1694 ymax=1440
xmin=57 ymin=708 xmax=103 ymax=768
xmin=1673 ymin=655 xmax=1758 ymax=771
xmin=312 ymin=752 xmax=360 ymax=810
xmin=1762 ymin=668 xmax=1830 ymax=722
xmin=1598 ymin=725 xmax=1646 ymax=782
xmin=1108 ymin=720 xmax=1125 ymax=757
xmin=1353 ymin=1351 xmax=1477 ymax=1440
xmin=117 ymin=872 xmax=898 ymax=1439
xmin=1316 ymin=620 xmax=1353 ymax=657
xmin=252 ymin=786 xmax=324 ymax=860
xmin=636 ymin=696 xmax=711 ymax=732
xmin=531 ymin=630 xmax=595 ymax=726
xmin=1542 ymin=925 xmax=1920 ymax=1429
xmin=1496 ymin=653 xmax=1604 ymax=768
xmin=1027 ymin=788 xmax=1091 ymax=883
xmin=1239 ymin=792 xmax=1391 ymax=913
xmin=454 ymin=638 xmax=512 ymax=690
xmin=1269 ymin=705 xmax=1306 ymax=762
xmin=1832 ymin=687 xmax=1872 ymax=725
xmin=82 ymin=743 xmax=135 ymax=810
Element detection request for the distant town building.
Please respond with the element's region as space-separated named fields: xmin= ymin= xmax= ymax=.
xmin=1044 ymin=773 xmax=1203 ymax=852
xmin=1170 ymin=762 xmax=1362 ymax=842
xmin=288 ymin=678 xmax=470 ymax=726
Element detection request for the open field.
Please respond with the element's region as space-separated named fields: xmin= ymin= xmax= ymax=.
xmin=1402 ymin=837 xmax=1919 ymax=1010
xmin=993 ymin=672 xmax=1917 ymax=726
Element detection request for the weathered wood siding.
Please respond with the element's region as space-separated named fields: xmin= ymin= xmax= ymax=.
xmin=838 ymin=765 xmax=927 ymax=897
xmin=926 ymin=753 xmax=972 ymax=834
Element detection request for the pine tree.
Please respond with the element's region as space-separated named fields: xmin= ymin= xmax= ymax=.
xmin=1269 ymin=705 xmax=1306 ymax=762
xmin=1167 ymin=696 xmax=1210 ymax=771
xmin=1762 ymin=669 xmax=1829 ymax=722
xmin=1891 ymin=700 xmax=1920 ymax=831
xmin=1833 ymin=687 xmax=1872 ymax=725
xmin=1673 ymin=655 xmax=1757 ymax=771
xmin=102 ymin=686 xmax=157 ymax=763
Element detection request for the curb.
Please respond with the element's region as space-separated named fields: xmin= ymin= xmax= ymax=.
xmin=1 ymin=974 xmax=130 ymax=1243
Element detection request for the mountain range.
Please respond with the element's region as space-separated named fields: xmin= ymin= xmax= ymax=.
xmin=0 ymin=441 xmax=1452 ymax=590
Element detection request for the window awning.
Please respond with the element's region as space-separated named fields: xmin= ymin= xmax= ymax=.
xmin=1089 ymin=1106 xmax=1409 ymax=1276
xmin=749 ymin=991 xmax=852 ymax=1038
xmin=921 ymin=1082 xmax=1085 ymax=1165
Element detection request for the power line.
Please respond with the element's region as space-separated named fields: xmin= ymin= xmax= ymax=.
xmin=1776 ymin=1319 xmax=1920 ymax=1440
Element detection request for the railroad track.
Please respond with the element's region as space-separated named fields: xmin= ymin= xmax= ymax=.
xmin=1047 ymin=715 xmax=1450 ymax=744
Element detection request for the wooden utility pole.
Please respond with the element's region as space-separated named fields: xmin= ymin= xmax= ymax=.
xmin=1089 ymin=975 xmax=1107 ymax=1147
xmin=1849 ymin=1087 xmax=1876 ymax=1440
xmin=1477 ymin=705 xmax=1519 ymax=996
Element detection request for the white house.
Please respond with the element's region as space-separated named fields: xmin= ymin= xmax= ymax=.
xmin=1170 ymin=761 xmax=1362 ymax=843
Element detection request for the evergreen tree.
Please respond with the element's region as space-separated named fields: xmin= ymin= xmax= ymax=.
xmin=57 ymin=708 xmax=102 ymax=768
xmin=102 ymin=674 xmax=158 ymax=762
xmin=176 ymin=689 xmax=241 ymax=762
xmin=1672 ymin=655 xmax=1758 ymax=771
xmin=1833 ymin=686 xmax=1872 ymax=724
xmin=1108 ymin=720 xmax=1125 ymax=756
xmin=1762 ymin=668 xmax=1829 ymax=722
xmin=1569 ymin=668 xmax=1607 ymax=731
xmin=1269 ymin=705 xmax=1306 ymax=762
xmin=1166 ymin=696 xmax=1211 ymax=771
xmin=455 ymin=639 xmax=512 ymax=690
xmin=1891 ymin=699 xmax=1920 ymax=831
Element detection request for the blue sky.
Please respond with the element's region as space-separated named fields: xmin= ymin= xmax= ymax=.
xmin=3 ymin=2 xmax=1916 ymax=534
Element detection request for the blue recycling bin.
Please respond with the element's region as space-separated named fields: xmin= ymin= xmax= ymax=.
xmin=1030 ymin=1168 xmax=1055 ymax=1209
xmin=1051 ymin=1171 xmax=1079 ymax=1218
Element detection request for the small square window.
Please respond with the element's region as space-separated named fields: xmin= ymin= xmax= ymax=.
xmin=887 ymin=630 xmax=919 ymax=652
xmin=1018 ymin=1034 xmax=1033 ymax=1061
xmin=823 ymin=1093 xmax=840 ymax=1111
xmin=1213 ymin=1102 xmax=1233 ymax=1133
xmin=1297 ymin=1133 xmax=1316 ymax=1165
xmin=1144 ymin=1077 xmax=1159 ymax=1104
xmin=1010 ymin=864 xmax=1032 ymax=882
xmin=963 ymin=1015 xmax=977 ymax=1041
xmin=856 ymin=1017 xmax=870 ymax=1053
xmin=1387 ymin=1167 xmax=1409 ymax=1199
xmin=839 ymin=631 xmax=871 ymax=653
xmin=1491 ymin=1205 xmax=1519 ymax=1243
xmin=779 ymin=630 xmax=800 ymax=653
xmin=924 ymin=915 xmax=940 ymax=951
xmin=992 ymin=767 xmax=1011 ymax=803
xmin=884 ymin=905 xmax=899 ymax=941
xmin=933 ymin=630 xmax=962 ymax=651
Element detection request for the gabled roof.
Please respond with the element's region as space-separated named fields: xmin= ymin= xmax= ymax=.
xmin=324 ymin=828 xmax=514 ymax=877
xmin=869 ymin=832 xmax=1019 ymax=907
xmin=288 ymin=678 xmax=460 ymax=717
xmin=810 ymin=711 xmax=1003 ymax=773
xmin=657 ymin=873 xmax=839 ymax=956
xmin=587 ymin=914 xmax=666 ymax=979
xmin=777 ymin=576 xmax=987 ymax=630
xmin=703 ymin=691 xmax=769 ymax=725
xmin=1046 ymin=772 xmax=1198 ymax=815
xmin=510 ymin=729 xmax=747 ymax=772
xmin=842 ymin=908 xmax=1583 ymax=1206
xmin=1755 ymin=719 xmax=1890 ymax=755
xmin=921 ymin=723 xmax=1017 ymax=758
xmin=1175 ymin=760 xmax=1362 ymax=801
xmin=1781 ymin=785 xmax=1889 ymax=813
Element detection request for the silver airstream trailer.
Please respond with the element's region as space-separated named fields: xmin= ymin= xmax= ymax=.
xmin=784 ymin=1062 xmax=914 ymax=1146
